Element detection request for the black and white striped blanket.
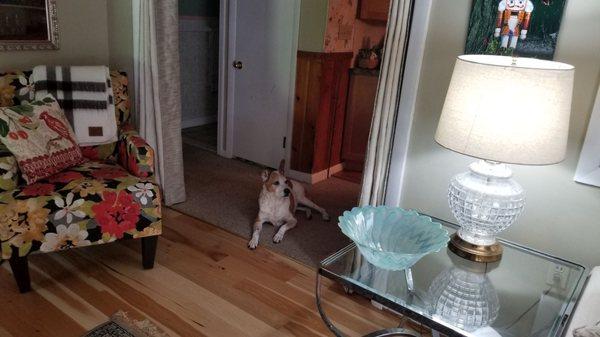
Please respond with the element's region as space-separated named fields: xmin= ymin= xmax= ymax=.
xmin=32 ymin=65 xmax=118 ymax=146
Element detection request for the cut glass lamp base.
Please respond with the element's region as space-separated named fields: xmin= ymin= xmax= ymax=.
xmin=448 ymin=233 xmax=503 ymax=263
xmin=448 ymin=160 xmax=526 ymax=263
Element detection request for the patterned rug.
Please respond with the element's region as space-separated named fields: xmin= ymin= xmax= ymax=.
xmin=84 ymin=311 xmax=169 ymax=337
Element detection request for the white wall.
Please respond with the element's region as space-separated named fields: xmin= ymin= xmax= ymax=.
xmin=179 ymin=17 xmax=219 ymax=129
xmin=398 ymin=0 xmax=600 ymax=268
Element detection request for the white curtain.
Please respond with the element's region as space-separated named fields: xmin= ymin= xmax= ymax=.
xmin=355 ymin=0 xmax=415 ymax=304
xmin=360 ymin=0 xmax=414 ymax=206
xmin=133 ymin=0 xmax=186 ymax=205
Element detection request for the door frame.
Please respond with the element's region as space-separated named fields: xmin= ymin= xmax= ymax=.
xmin=384 ymin=0 xmax=433 ymax=206
xmin=217 ymin=0 xmax=301 ymax=171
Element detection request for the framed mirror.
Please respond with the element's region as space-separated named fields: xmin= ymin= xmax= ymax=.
xmin=0 ymin=0 xmax=59 ymax=51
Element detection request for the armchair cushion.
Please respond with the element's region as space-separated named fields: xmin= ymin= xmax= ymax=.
xmin=0 ymin=160 xmax=161 ymax=260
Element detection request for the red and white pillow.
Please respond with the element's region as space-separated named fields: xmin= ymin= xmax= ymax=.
xmin=0 ymin=94 xmax=83 ymax=184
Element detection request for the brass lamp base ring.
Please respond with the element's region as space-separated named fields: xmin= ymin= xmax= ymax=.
xmin=448 ymin=233 xmax=503 ymax=263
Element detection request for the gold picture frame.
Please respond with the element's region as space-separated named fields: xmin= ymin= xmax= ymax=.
xmin=0 ymin=0 xmax=59 ymax=51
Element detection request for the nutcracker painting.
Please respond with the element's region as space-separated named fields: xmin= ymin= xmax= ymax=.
xmin=465 ymin=0 xmax=567 ymax=60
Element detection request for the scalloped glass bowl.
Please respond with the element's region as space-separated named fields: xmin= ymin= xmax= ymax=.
xmin=338 ymin=206 xmax=450 ymax=270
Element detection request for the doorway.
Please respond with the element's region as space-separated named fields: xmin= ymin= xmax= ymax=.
xmin=221 ymin=0 xmax=299 ymax=169
xmin=175 ymin=0 xmax=393 ymax=266
xmin=289 ymin=1 xmax=389 ymax=184
xmin=179 ymin=0 xmax=219 ymax=152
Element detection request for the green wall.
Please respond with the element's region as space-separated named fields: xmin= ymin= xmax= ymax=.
xmin=0 ymin=0 xmax=109 ymax=70
xmin=179 ymin=0 xmax=219 ymax=17
xmin=298 ymin=0 xmax=328 ymax=52
xmin=400 ymin=0 xmax=600 ymax=268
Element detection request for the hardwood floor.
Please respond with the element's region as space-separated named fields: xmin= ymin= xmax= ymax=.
xmin=0 ymin=208 xmax=429 ymax=337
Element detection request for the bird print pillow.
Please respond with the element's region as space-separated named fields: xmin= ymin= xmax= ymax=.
xmin=0 ymin=94 xmax=83 ymax=184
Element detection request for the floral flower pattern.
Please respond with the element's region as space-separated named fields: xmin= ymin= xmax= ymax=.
xmin=0 ymin=76 xmax=16 ymax=107
xmin=54 ymin=192 xmax=85 ymax=224
xmin=91 ymin=166 xmax=129 ymax=180
xmin=0 ymin=70 xmax=161 ymax=261
xmin=48 ymin=171 xmax=84 ymax=184
xmin=92 ymin=191 xmax=141 ymax=239
xmin=0 ymin=200 xmax=50 ymax=249
xmin=21 ymin=183 xmax=55 ymax=197
xmin=72 ymin=180 xmax=105 ymax=197
xmin=40 ymin=223 xmax=91 ymax=252
xmin=127 ymin=183 xmax=155 ymax=205
xmin=0 ymin=156 xmax=17 ymax=180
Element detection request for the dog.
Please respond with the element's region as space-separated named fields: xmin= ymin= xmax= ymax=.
xmin=248 ymin=160 xmax=330 ymax=249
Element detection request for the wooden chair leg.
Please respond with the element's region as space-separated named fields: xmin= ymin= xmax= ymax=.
xmin=141 ymin=236 xmax=158 ymax=269
xmin=9 ymin=255 xmax=31 ymax=293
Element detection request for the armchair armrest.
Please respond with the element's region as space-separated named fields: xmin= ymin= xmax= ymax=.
xmin=0 ymin=152 xmax=19 ymax=192
xmin=116 ymin=124 xmax=155 ymax=178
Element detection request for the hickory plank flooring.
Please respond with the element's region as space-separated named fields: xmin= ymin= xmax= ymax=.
xmin=0 ymin=208 xmax=431 ymax=337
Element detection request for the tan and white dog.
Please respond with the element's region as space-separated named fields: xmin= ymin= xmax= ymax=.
xmin=248 ymin=160 xmax=330 ymax=249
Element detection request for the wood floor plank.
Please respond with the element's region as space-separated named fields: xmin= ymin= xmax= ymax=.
xmin=80 ymin=243 xmax=279 ymax=337
xmin=119 ymin=233 xmax=294 ymax=328
xmin=0 ymin=208 xmax=420 ymax=337
xmin=0 ymin=265 xmax=87 ymax=337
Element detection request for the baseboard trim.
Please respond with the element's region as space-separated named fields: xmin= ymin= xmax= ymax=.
xmin=288 ymin=162 xmax=345 ymax=184
xmin=181 ymin=115 xmax=217 ymax=129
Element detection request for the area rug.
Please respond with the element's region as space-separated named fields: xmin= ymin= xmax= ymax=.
xmin=84 ymin=311 xmax=169 ymax=337
xmin=172 ymin=143 xmax=358 ymax=266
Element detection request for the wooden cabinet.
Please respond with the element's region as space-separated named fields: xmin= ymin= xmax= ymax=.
xmin=358 ymin=0 xmax=391 ymax=21
xmin=341 ymin=70 xmax=379 ymax=172
xmin=291 ymin=51 xmax=353 ymax=174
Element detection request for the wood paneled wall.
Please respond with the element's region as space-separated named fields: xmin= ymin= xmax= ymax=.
xmin=291 ymin=51 xmax=353 ymax=174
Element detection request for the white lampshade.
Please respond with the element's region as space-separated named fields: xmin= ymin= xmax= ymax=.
xmin=435 ymin=55 xmax=574 ymax=165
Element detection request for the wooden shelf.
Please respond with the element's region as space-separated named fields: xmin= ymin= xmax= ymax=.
xmin=358 ymin=0 xmax=390 ymax=22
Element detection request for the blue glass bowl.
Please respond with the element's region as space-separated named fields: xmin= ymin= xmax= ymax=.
xmin=338 ymin=206 xmax=450 ymax=270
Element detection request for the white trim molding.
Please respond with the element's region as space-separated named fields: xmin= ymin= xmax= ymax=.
xmin=287 ymin=163 xmax=345 ymax=185
xmin=217 ymin=0 xmax=233 ymax=158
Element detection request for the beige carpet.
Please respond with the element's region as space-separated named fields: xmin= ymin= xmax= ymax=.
xmin=172 ymin=142 xmax=359 ymax=266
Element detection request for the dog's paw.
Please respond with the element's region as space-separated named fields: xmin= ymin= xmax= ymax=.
xmin=322 ymin=214 xmax=331 ymax=222
xmin=248 ymin=238 xmax=259 ymax=250
xmin=273 ymin=232 xmax=285 ymax=243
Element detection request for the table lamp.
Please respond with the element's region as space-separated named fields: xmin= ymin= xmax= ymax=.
xmin=435 ymin=55 xmax=574 ymax=262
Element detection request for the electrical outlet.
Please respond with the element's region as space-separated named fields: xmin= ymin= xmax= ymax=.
xmin=546 ymin=263 xmax=570 ymax=289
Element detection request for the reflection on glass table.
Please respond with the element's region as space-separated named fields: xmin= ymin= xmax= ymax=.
xmin=316 ymin=216 xmax=586 ymax=337
xmin=427 ymin=253 xmax=500 ymax=333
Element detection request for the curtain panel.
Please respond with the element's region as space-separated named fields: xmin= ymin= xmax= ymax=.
xmin=133 ymin=0 xmax=186 ymax=205
xmin=359 ymin=0 xmax=414 ymax=207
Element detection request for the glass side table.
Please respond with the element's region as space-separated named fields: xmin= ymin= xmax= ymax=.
xmin=316 ymin=216 xmax=586 ymax=337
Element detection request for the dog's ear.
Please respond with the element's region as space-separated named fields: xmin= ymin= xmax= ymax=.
xmin=278 ymin=159 xmax=286 ymax=175
xmin=261 ymin=170 xmax=270 ymax=182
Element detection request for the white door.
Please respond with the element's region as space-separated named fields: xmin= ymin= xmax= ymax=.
xmin=227 ymin=0 xmax=298 ymax=169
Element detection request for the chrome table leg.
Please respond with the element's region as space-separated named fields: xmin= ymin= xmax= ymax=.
xmin=316 ymin=272 xmax=421 ymax=337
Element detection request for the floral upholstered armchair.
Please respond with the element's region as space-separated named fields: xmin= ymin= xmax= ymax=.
xmin=0 ymin=70 xmax=162 ymax=293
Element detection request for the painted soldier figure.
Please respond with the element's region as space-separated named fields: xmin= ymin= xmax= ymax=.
xmin=494 ymin=0 xmax=534 ymax=49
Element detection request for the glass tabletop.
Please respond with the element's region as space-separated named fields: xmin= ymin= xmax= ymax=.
xmin=319 ymin=216 xmax=586 ymax=337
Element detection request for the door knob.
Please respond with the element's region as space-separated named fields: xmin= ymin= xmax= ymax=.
xmin=233 ymin=60 xmax=243 ymax=69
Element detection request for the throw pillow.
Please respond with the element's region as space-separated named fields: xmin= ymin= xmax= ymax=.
xmin=0 ymin=94 xmax=84 ymax=184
